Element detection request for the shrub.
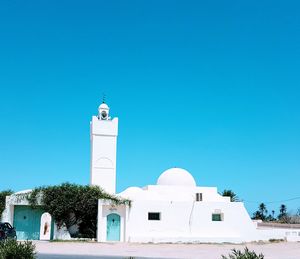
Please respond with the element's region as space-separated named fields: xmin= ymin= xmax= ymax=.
xmin=0 ymin=239 xmax=36 ymax=259
xmin=269 ymin=239 xmax=284 ymax=243
xmin=221 ymin=247 xmax=264 ymax=259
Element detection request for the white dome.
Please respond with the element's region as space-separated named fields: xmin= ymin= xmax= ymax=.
xmin=99 ymin=103 xmax=109 ymax=109
xmin=157 ymin=168 xmax=196 ymax=187
xmin=119 ymin=187 xmax=143 ymax=197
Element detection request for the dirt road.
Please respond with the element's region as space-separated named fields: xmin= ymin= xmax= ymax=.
xmin=35 ymin=241 xmax=300 ymax=259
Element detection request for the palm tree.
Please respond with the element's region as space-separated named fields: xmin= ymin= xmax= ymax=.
xmin=221 ymin=190 xmax=239 ymax=202
xmin=259 ymin=203 xmax=268 ymax=220
xmin=252 ymin=203 xmax=269 ymax=221
xmin=278 ymin=204 xmax=288 ymax=222
xmin=272 ymin=210 xmax=275 ymax=218
xmin=279 ymin=204 xmax=287 ymax=215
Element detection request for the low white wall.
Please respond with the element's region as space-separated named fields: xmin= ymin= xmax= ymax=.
xmin=286 ymin=230 xmax=300 ymax=242
xmin=256 ymin=228 xmax=300 ymax=242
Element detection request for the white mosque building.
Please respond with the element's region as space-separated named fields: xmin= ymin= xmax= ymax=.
xmin=2 ymin=101 xmax=300 ymax=242
xmin=91 ymin=102 xmax=299 ymax=243
xmin=97 ymin=168 xmax=260 ymax=243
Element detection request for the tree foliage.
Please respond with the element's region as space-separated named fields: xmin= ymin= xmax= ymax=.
xmin=277 ymin=204 xmax=290 ymax=223
xmin=26 ymin=183 xmax=130 ymax=238
xmin=278 ymin=204 xmax=287 ymax=219
xmin=0 ymin=239 xmax=36 ymax=259
xmin=222 ymin=190 xmax=239 ymax=202
xmin=0 ymin=190 xmax=13 ymax=219
xmin=221 ymin=247 xmax=264 ymax=259
xmin=252 ymin=203 xmax=268 ymax=221
xmin=251 ymin=203 xmax=299 ymax=223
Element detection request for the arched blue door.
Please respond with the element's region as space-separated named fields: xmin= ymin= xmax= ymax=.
xmin=106 ymin=213 xmax=120 ymax=241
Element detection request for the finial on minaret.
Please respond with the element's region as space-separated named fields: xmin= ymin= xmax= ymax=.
xmin=98 ymin=94 xmax=110 ymax=120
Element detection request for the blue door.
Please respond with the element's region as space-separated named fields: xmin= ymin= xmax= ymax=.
xmin=13 ymin=205 xmax=44 ymax=240
xmin=106 ymin=213 xmax=120 ymax=241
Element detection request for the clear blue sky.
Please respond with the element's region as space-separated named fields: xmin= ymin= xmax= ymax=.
xmin=0 ymin=1 xmax=299 ymax=215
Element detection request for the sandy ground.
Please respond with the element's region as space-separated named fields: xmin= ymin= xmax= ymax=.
xmin=34 ymin=241 xmax=300 ymax=259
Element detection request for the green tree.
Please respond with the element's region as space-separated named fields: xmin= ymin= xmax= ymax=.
xmin=27 ymin=183 xmax=130 ymax=238
xmin=259 ymin=203 xmax=268 ymax=219
xmin=279 ymin=204 xmax=287 ymax=216
xmin=266 ymin=210 xmax=276 ymax=222
xmin=222 ymin=190 xmax=239 ymax=202
xmin=252 ymin=203 xmax=268 ymax=221
xmin=278 ymin=204 xmax=289 ymax=223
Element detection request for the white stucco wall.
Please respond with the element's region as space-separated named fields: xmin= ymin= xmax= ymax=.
xmin=97 ymin=183 xmax=262 ymax=243
xmin=97 ymin=180 xmax=300 ymax=243
xmin=123 ymin=200 xmax=260 ymax=243
xmin=97 ymin=200 xmax=127 ymax=242
xmin=2 ymin=190 xmax=31 ymax=224
xmin=90 ymin=116 xmax=118 ymax=194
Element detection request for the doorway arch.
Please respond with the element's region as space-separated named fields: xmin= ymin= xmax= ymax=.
xmin=106 ymin=213 xmax=120 ymax=241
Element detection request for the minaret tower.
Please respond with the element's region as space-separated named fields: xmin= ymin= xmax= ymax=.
xmin=90 ymin=101 xmax=118 ymax=194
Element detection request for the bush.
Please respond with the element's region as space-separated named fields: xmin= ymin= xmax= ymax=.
xmin=222 ymin=247 xmax=264 ymax=259
xmin=0 ymin=239 xmax=36 ymax=259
